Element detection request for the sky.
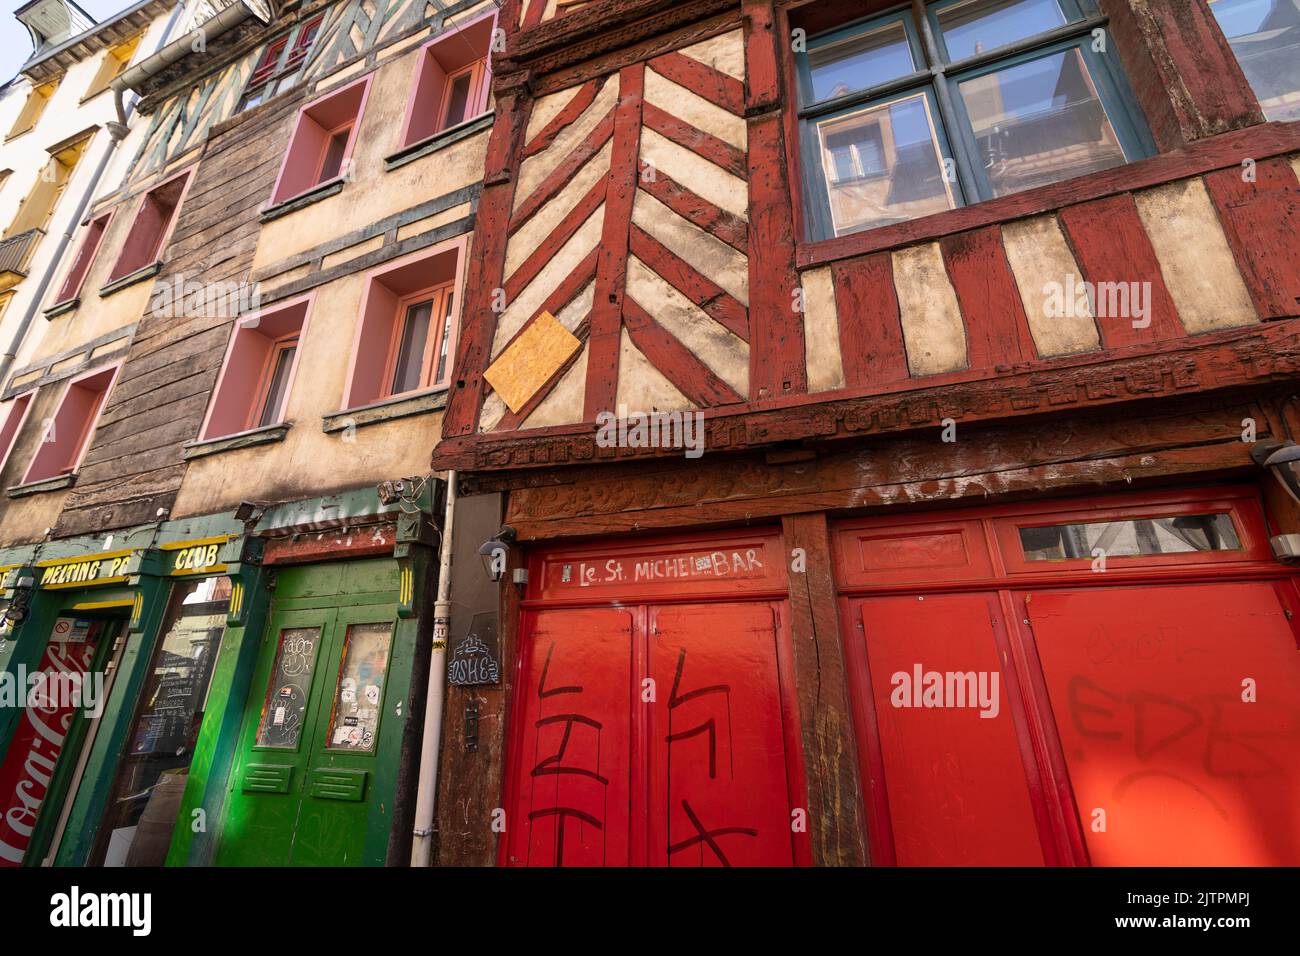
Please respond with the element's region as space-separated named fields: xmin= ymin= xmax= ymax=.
xmin=0 ymin=0 xmax=139 ymax=86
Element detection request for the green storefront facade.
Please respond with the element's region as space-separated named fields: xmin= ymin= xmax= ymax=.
xmin=0 ymin=484 xmax=440 ymax=867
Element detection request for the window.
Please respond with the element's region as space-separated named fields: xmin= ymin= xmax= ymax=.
xmin=238 ymin=14 xmax=325 ymax=112
xmin=106 ymin=171 xmax=189 ymax=283
xmin=344 ymin=240 xmax=464 ymax=409
xmin=1209 ymin=0 xmax=1300 ymax=122
xmin=0 ymin=392 xmax=35 ymax=473
xmin=1019 ymin=513 xmax=1242 ymax=560
xmin=795 ymin=0 xmax=1152 ymax=239
xmin=398 ymin=11 xmax=496 ymax=148
xmin=4 ymin=134 xmax=90 ymax=238
xmin=83 ymin=33 xmax=142 ymax=100
xmin=200 ymin=296 xmax=311 ymax=440
xmin=52 ymin=210 xmax=112 ymax=305
xmin=6 ymin=79 xmax=59 ymax=140
xmin=269 ymin=76 xmax=369 ymax=205
xmin=22 ymin=365 xmax=117 ymax=484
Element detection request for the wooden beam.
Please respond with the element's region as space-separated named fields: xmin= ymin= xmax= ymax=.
xmin=832 ymin=253 xmax=909 ymax=388
xmin=1058 ymin=193 xmax=1186 ymax=348
xmin=940 ymin=225 xmax=1037 ymax=368
xmin=629 ymin=223 xmax=749 ymax=340
xmin=1204 ymin=157 xmax=1300 ymax=320
xmin=584 ymin=62 xmax=645 ymax=419
xmin=782 ymin=512 xmax=868 ymax=866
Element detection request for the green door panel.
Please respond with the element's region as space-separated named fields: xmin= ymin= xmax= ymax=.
xmin=214 ymin=560 xmax=402 ymax=867
xmin=215 ymin=607 xmax=335 ymax=867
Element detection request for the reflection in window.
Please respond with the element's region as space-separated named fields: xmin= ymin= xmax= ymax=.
xmin=256 ymin=627 xmax=321 ymax=748
xmin=90 ymin=577 xmax=231 ymax=866
xmin=816 ymin=93 xmax=955 ymax=234
xmin=794 ymin=0 xmax=1149 ymax=240
xmin=1209 ymin=0 xmax=1300 ymax=121
xmin=959 ymin=49 xmax=1127 ymax=197
xmin=808 ymin=20 xmax=916 ymax=103
xmin=326 ymin=623 xmax=392 ymax=751
xmin=1019 ymin=514 xmax=1242 ymax=561
xmin=938 ymin=0 xmax=1068 ymax=61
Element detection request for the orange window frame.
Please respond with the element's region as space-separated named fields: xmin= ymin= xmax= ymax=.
xmin=382 ymin=281 xmax=455 ymax=399
xmin=248 ymin=333 xmax=300 ymax=431
xmin=438 ymin=59 xmax=488 ymax=133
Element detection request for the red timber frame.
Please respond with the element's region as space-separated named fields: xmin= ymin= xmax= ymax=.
xmin=832 ymin=483 xmax=1300 ymax=866
xmin=436 ymin=0 xmax=1300 ymax=476
xmin=498 ymin=527 xmax=814 ymax=866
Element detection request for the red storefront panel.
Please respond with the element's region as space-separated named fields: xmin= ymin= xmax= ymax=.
xmin=505 ymin=607 xmax=635 ymax=867
xmin=649 ymin=603 xmax=796 ymax=866
xmin=1026 ymin=582 xmax=1300 ymax=866
xmin=834 ymin=486 xmax=1300 ymax=866
xmin=849 ymin=592 xmax=1045 ymax=866
xmin=504 ymin=529 xmax=808 ymax=867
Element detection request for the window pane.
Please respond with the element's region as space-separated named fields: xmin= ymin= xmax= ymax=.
xmin=958 ymin=48 xmax=1127 ymax=197
xmin=434 ymin=291 xmax=454 ymax=384
xmin=392 ymin=299 xmax=433 ymax=395
xmin=938 ymin=0 xmax=1068 ymax=61
xmin=91 ymin=577 xmax=230 ymax=866
xmin=816 ymin=92 xmax=956 ymax=235
xmin=1210 ymin=0 xmax=1300 ymax=121
xmin=258 ymin=344 xmax=296 ymax=428
xmin=807 ymin=20 xmax=916 ymax=102
xmin=319 ymin=128 xmax=349 ymax=182
xmin=325 ymin=622 xmax=392 ymax=751
xmin=255 ymin=626 xmax=321 ymax=748
xmin=1019 ymin=514 xmax=1242 ymax=561
xmin=443 ymin=71 xmax=473 ymax=128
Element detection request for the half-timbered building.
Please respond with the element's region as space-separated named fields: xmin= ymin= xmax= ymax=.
xmin=432 ymin=0 xmax=1300 ymax=867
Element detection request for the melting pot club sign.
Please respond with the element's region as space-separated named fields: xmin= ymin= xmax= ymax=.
xmin=38 ymin=552 xmax=133 ymax=588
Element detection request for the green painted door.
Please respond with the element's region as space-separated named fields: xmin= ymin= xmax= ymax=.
xmin=216 ymin=570 xmax=399 ymax=866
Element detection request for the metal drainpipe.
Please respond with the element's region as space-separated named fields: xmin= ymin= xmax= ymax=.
xmin=0 ymin=0 xmax=186 ymax=387
xmin=411 ymin=469 xmax=457 ymax=866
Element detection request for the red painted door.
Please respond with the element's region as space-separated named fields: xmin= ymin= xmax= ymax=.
xmin=1023 ymin=581 xmax=1300 ymax=866
xmin=504 ymin=601 xmax=800 ymax=866
xmin=848 ymin=593 xmax=1046 ymax=866
xmin=505 ymin=607 xmax=635 ymax=867
xmin=649 ymin=603 xmax=796 ymax=866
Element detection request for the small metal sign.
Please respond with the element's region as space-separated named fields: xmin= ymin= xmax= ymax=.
xmin=447 ymin=613 xmax=500 ymax=686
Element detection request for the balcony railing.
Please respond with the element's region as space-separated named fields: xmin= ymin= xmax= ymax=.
xmin=0 ymin=228 xmax=44 ymax=285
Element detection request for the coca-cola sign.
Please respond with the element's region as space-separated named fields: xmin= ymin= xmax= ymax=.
xmin=0 ymin=624 xmax=98 ymax=866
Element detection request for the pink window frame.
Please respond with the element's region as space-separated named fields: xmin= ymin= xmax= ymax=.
xmin=199 ymin=292 xmax=315 ymax=441
xmin=0 ymin=390 xmax=36 ymax=474
xmin=397 ymin=8 xmax=498 ymax=149
xmin=383 ymin=280 xmax=457 ymax=399
xmin=269 ymin=74 xmax=373 ymax=206
xmin=21 ymin=363 xmax=120 ymax=484
xmin=341 ymin=233 xmax=468 ymax=410
xmin=249 ymin=333 xmax=301 ymax=430
xmin=106 ymin=168 xmax=193 ymax=283
xmin=438 ymin=59 xmax=489 ymax=132
xmin=52 ymin=208 xmax=114 ymax=305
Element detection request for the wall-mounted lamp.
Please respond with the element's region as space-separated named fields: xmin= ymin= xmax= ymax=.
xmin=2 ymin=575 xmax=36 ymax=627
xmin=479 ymin=526 xmax=517 ymax=583
xmin=1252 ymin=440 xmax=1300 ymax=503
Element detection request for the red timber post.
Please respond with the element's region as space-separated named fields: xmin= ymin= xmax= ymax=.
xmin=743 ymin=0 xmax=806 ymax=402
xmin=583 ymin=63 xmax=645 ymax=420
xmin=442 ymin=67 xmax=535 ymax=438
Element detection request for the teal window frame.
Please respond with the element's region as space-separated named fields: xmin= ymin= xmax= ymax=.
xmin=795 ymin=0 xmax=1156 ymax=241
